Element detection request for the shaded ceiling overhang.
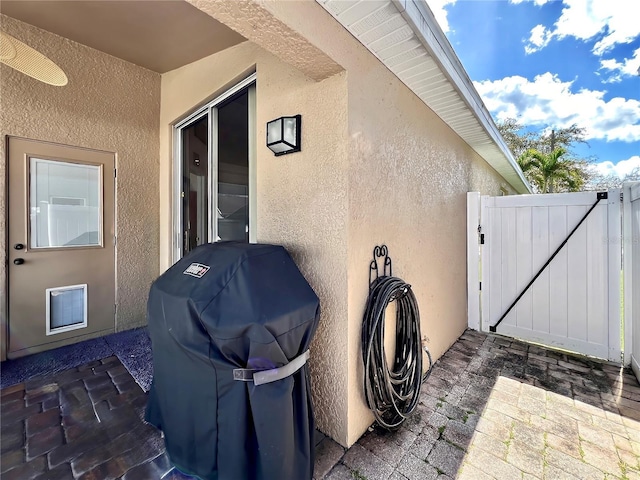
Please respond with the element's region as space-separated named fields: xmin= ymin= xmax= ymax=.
xmin=0 ymin=1 xmax=246 ymax=73
xmin=317 ymin=0 xmax=531 ymax=194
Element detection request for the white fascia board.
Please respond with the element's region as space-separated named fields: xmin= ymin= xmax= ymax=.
xmin=392 ymin=0 xmax=531 ymax=193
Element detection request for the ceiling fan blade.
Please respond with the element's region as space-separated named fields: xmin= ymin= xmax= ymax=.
xmin=0 ymin=31 xmax=68 ymax=86
xmin=0 ymin=31 xmax=16 ymax=60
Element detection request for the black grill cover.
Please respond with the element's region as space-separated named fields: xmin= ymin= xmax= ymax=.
xmin=145 ymin=242 xmax=320 ymax=480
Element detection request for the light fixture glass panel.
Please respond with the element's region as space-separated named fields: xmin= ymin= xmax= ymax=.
xmin=267 ymin=118 xmax=282 ymax=143
xmin=283 ymin=117 xmax=297 ymax=145
xmin=269 ymin=143 xmax=292 ymax=154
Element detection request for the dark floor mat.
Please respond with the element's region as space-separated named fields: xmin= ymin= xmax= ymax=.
xmin=0 ymin=327 xmax=153 ymax=391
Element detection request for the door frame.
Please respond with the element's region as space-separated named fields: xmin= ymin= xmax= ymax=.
xmin=625 ymin=182 xmax=640 ymax=373
xmin=4 ymin=136 xmax=117 ymax=360
xmin=171 ymin=73 xmax=257 ymax=263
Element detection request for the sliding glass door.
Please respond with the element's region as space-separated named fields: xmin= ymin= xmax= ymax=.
xmin=181 ymin=114 xmax=209 ymax=253
xmin=174 ymin=75 xmax=256 ymax=259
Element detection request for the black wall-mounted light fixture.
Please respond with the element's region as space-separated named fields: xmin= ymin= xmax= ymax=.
xmin=266 ymin=115 xmax=301 ymax=156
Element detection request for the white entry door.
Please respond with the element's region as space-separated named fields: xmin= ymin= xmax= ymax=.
xmin=468 ymin=190 xmax=622 ymax=362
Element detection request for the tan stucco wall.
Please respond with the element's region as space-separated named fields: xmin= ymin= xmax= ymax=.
xmin=344 ymin=69 xmax=513 ymax=442
xmin=0 ymin=0 xmax=517 ymax=449
xmin=207 ymin=0 xmax=513 ymax=446
xmin=0 ymin=15 xmax=161 ymax=359
xmin=159 ymin=41 xmax=350 ymax=443
xmin=161 ymin=1 xmax=515 ymax=447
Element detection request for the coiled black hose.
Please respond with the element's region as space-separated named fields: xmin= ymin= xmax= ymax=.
xmin=361 ymin=275 xmax=431 ymax=430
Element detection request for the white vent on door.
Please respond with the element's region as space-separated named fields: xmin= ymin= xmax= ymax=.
xmin=46 ymin=284 xmax=88 ymax=335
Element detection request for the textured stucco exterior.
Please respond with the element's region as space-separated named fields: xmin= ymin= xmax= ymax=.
xmin=2 ymin=0 xmax=519 ymax=449
xmin=186 ymin=0 xmax=343 ymax=82
xmin=344 ymin=75 xmax=513 ymax=442
xmin=182 ymin=0 xmax=515 ymax=446
xmin=0 ymin=15 xmax=161 ymax=360
xmin=158 ymin=0 xmax=517 ymax=447
xmin=159 ymin=41 xmax=350 ymax=443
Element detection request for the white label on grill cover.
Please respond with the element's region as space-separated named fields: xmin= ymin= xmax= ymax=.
xmin=183 ymin=263 xmax=210 ymax=278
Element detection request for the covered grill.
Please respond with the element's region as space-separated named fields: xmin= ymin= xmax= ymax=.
xmin=145 ymin=242 xmax=320 ymax=480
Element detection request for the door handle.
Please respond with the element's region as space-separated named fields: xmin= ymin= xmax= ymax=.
xmin=14 ymin=243 xmax=24 ymax=250
xmin=13 ymin=258 xmax=25 ymax=265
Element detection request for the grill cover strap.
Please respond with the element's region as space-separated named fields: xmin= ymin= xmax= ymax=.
xmin=233 ymin=349 xmax=310 ymax=386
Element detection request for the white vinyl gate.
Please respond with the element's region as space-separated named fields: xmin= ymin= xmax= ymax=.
xmin=626 ymin=183 xmax=640 ymax=373
xmin=468 ymin=190 xmax=622 ymax=362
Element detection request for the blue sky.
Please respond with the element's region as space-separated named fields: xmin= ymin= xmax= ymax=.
xmin=429 ymin=0 xmax=640 ymax=178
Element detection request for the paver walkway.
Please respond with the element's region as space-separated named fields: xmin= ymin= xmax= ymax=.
xmin=3 ymin=330 xmax=640 ymax=479
xmin=316 ymin=330 xmax=640 ymax=480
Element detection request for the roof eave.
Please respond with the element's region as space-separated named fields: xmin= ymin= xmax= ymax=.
xmin=318 ymin=0 xmax=532 ymax=194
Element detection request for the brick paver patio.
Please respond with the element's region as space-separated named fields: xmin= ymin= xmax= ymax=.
xmin=3 ymin=330 xmax=640 ymax=479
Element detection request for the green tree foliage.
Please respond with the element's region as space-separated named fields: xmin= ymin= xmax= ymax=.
xmin=517 ymin=148 xmax=585 ymax=193
xmin=497 ymin=118 xmax=591 ymax=193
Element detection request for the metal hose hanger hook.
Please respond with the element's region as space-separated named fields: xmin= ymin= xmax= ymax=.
xmin=369 ymin=245 xmax=392 ymax=287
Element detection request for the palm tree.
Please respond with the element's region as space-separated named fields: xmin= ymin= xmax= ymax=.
xmin=517 ymin=147 xmax=585 ymax=193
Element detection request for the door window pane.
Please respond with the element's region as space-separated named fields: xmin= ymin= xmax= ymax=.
xmin=30 ymin=158 xmax=101 ymax=248
xmin=182 ymin=114 xmax=209 ymax=254
xmin=218 ymin=182 xmax=248 ymax=241
xmin=217 ymin=90 xmax=249 ymax=242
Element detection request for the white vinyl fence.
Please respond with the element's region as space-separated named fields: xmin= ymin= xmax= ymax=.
xmin=468 ymin=190 xmax=622 ymax=362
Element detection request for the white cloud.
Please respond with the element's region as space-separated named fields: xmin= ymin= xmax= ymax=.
xmin=592 ymin=156 xmax=640 ymax=178
xmin=599 ymin=47 xmax=640 ymax=83
xmin=426 ymin=0 xmax=457 ymax=33
xmin=525 ymin=24 xmax=553 ymax=54
xmin=474 ymin=73 xmax=640 ymax=142
xmin=521 ymin=0 xmax=639 ymax=56
xmin=510 ymin=0 xmax=551 ymax=6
